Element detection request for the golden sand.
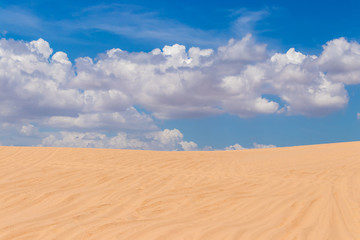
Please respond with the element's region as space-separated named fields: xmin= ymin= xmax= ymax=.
xmin=1 ymin=142 xmax=360 ymax=239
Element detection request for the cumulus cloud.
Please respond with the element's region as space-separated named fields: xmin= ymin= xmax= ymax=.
xmin=72 ymin=34 xmax=352 ymax=118
xmin=0 ymin=38 xmax=79 ymax=121
xmin=0 ymin=38 xmax=155 ymax=130
xmin=41 ymin=131 xmax=145 ymax=149
xmin=318 ymin=38 xmax=360 ymax=84
xmin=225 ymin=144 xmax=245 ymax=150
xmin=267 ymin=48 xmax=348 ymax=116
xmin=0 ymin=36 xmax=354 ymax=123
xmin=0 ymin=36 xmax=359 ymax=149
xmin=179 ymin=141 xmax=198 ymax=151
xmin=253 ymin=143 xmax=277 ymax=149
xmin=225 ymin=142 xmax=276 ymax=150
xmin=40 ymin=128 xmax=195 ymax=151
xmin=19 ymin=124 xmax=39 ymax=136
xmin=46 ymin=107 xmax=157 ymax=131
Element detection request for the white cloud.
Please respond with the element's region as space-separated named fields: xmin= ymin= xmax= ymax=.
xmin=1 ymin=36 xmax=354 ymax=124
xmin=318 ymin=38 xmax=360 ymax=84
xmin=179 ymin=141 xmax=198 ymax=151
xmin=253 ymin=142 xmax=277 ymax=149
xmin=357 ymin=113 xmax=360 ymax=120
xmin=19 ymin=124 xmax=38 ymax=136
xmin=28 ymin=38 xmax=53 ymax=59
xmin=225 ymin=144 xmax=245 ymax=150
xmin=224 ymin=142 xmax=276 ymax=150
xmin=0 ymin=38 xmax=81 ymax=122
xmin=265 ymin=48 xmax=348 ymax=116
xmin=46 ymin=107 xmax=157 ymax=131
xmin=72 ymin=35 xmax=352 ymax=118
xmin=40 ymin=131 xmax=146 ymax=149
xmin=40 ymin=128 xmax=196 ymax=151
xmin=218 ymin=34 xmax=267 ymax=63
xmin=202 ymin=146 xmax=214 ymax=151
xmin=230 ymin=9 xmax=269 ymax=37
xmin=148 ymin=128 xmax=183 ymax=145
xmin=0 ymin=36 xmax=360 ymax=149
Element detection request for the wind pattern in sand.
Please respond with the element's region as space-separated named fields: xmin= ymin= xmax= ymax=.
xmin=1 ymin=142 xmax=360 ymax=239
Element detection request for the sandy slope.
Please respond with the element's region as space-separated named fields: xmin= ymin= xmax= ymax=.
xmin=0 ymin=142 xmax=360 ymax=239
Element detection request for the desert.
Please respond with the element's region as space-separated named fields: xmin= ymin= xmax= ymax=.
xmin=0 ymin=142 xmax=360 ymax=239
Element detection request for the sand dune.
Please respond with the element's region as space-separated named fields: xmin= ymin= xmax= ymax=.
xmin=0 ymin=142 xmax=360 ymax=239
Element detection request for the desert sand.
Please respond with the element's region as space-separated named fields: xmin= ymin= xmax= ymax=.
xmin=0 ymin=142 xmax=360 ymax=239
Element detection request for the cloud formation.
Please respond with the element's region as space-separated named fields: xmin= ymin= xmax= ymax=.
xmin=225 ymin=143 xmax=276 ymax=150
xmin=253 ymin=143 xmax=277 ymax=149
xmin=71 ymin=34 xmax=352 ymax=118
xmin=225 ymin=144 xmax=246 ymax=150
xmin=0 ymin=36 xmax=359 ymax=149
xmin=40 ymin=128 xmax=196 ymax=151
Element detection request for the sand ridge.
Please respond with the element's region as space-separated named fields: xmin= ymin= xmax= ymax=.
xmin=0 ymin=142 xmax=360 ymax=239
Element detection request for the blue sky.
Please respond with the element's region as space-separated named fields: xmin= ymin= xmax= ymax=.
xmin=0 ymin=0 xmax=360 ymax=150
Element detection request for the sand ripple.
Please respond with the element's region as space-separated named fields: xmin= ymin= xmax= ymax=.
xmin=0 ymin=142 xmax=360 ymax=239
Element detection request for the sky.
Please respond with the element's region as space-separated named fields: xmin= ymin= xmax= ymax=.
xmin=1 ymin=0 xmax=360 ymax=150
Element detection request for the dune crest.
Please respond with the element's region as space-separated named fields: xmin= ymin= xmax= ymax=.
xmin=1 ymin=142 xmax=360 ymax=239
